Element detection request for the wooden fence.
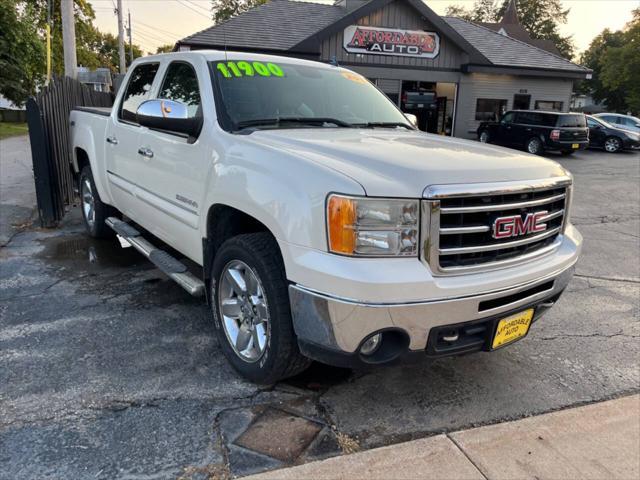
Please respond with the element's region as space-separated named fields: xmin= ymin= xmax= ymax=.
xmin=27 ymin=76 xmax=113 ymax=227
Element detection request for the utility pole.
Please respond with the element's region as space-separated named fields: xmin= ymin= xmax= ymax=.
xmin=128 ymin=10 xmax=133 ymax=64
xmin=116 ymin=0 xmax=126 ymax=74
xmin=45 ymin=0 xmax=52 ymax=84
xmin=60 ymin=0 xmax=77 ymax=79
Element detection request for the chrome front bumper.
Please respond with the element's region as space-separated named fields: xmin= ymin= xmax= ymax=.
xmin=289 ymin=263 xmax=576 ymax=360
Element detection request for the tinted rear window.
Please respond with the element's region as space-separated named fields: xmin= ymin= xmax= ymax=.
xmin=556 ymin=114 xmax=586 ymax=128
xmin=516 ymin=111 xmax=557 ymax=126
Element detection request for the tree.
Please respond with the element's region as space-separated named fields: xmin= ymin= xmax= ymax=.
xmin=24 ymin=0 xmax=104 ymax=75
xmin=0 ymin=0 xmax=45 ymax=105
xmin=210 ymin=0 xmax=267 ymax=24
xmin=445 ymin=0 xmax=497 ymax=23
xmin=581 ymin=9 xmax=640 ymax=114
xmin=156 ymin=44 xmax=174 ymax=54
xmin=445 ymin=0 xmax=575 ymax=59
xmin=94 ymin=32 xmax=144 ymax=70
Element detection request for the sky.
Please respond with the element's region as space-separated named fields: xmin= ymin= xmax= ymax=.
xmin=88 ymin=0 xmax=640 ymax=56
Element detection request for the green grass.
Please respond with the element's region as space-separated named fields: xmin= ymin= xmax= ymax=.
xmin=0 ymin=122 xmax=28 ymax=140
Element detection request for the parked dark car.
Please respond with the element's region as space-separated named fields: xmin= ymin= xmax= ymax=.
xmin=477 ymin=110 xmax=589 ymax=155
xmin=587 ymin=115 xmax=640 ymax=153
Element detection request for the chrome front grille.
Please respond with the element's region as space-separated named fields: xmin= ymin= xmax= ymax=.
xmin=422 ymin=177 xmax=572 ymax=275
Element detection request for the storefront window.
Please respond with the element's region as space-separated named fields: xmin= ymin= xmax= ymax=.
xmin=535 ymin=101 xmax=563 ymax=111
xmin=475 ymin=99 xmax=507 ymax=121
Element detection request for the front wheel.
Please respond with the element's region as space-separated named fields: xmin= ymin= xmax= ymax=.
xmin=604 ymin=136 xmax=622 ymax=153
xmin=210 ymin=232 xmax=311 ymax=384
xmin=526 ymin=137 xmax=544 ymax=155
xmin=479 ymin=130 xmax=491 ymax=143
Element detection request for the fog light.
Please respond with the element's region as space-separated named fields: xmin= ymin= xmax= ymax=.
xmin=360 ymin=333 xmax=382 ymax=356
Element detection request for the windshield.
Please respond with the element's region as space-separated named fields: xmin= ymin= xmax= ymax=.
xmin=211 ymin=60 xmax=411 ymax=130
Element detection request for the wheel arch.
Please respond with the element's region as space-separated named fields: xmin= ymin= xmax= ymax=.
xmin=202 ymin=204 xmax=282 ymax=302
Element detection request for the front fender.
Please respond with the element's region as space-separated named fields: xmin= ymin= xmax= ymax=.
xmin=200 ymin=140 xmax=365 ymax=252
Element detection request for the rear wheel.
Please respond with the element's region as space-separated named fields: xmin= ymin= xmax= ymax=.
xmin=210 ymin=232 xmax=310 ymax=384
xmin=526 ymin=137 xmax=544 ymax=155
xmin=79 ymin=166 xmax=117 ymax=238
xmin=604 ymin=136 xmax=622 ymax=153
xmin=479 ymin=130 xmax=491 ymax=143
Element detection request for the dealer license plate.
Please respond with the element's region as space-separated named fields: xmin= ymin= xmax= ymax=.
xmin=572 ymin=143 xmax=579 ymax=149
xmin=492 ymin=309 xmax=534 ymax=349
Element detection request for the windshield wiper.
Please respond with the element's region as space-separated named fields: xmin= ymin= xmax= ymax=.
xmin=235 ymin=117 xmax=354 ymax=130
xmin=355 ymin=122 xmax=414 ymax=130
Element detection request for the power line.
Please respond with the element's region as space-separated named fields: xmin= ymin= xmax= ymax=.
xmin=174 ymin=0 xmax=211 ymax=19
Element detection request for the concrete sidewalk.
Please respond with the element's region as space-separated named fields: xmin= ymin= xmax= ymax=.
xmin=246 ymin=394 xmax=640 ymax=480
xmin=0 ymin=135 xmax=35 ymax=246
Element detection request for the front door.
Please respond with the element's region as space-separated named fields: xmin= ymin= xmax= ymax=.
xmin=497 ymin=111 xmax=516 ymax=145
xmin=105 ymin=62 xmax=160 ymax=219
xmin=132 ymin=59 xmax=212 ymax=262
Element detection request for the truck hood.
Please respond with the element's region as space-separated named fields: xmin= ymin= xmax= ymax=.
xmin=250 ymin=128 xmax=569 ymax=197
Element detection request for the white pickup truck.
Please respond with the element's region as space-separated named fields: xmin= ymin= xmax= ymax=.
xmin=70 ymin=51 xmax=582 ymax=384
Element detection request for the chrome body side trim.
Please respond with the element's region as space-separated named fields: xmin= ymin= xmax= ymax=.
xmin=289 ymin=263 xmax=575 ymax=353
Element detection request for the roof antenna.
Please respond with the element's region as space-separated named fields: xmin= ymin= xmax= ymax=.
xmin=223 ymin=19 xmax=228 ymax=62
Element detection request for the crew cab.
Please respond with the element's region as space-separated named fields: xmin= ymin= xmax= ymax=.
xmin=70 ymin=51 xmax=582 ymax=384
xmin=478 ymin=110 xmax=589 ymax=155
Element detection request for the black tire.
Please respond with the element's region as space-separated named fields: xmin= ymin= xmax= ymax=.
xmin=560 ymin=150 xmax=575 ymax=156
xmin=210 ymin=232 xmax=311 ymax=384
xmin=478 ymin=130 xmax=491 ymax=143
xmin=604 ymin=136 xmax=622 ymax=153
xmin=79 ymin=166 xmax=118 ymax=238
xmin=526 ymin=137 xmax=544 ymax=155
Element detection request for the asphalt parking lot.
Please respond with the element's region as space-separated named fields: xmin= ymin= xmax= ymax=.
xmin=1 ymin=148 xmax=638 ymax=479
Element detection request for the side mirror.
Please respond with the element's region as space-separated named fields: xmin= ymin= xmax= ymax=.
xmin=136 ymin=99 xmax=201 ymax=137
xmin=404 ymin=113 xmax=418 ymax=128
xmin=634 ymin=123 xmax=640 ymax=128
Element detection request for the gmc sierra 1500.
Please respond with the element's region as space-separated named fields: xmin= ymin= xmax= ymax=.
xmin=70 ymin=51 xmax=582 ymax=384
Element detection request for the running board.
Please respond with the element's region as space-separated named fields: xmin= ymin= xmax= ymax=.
xmin=106 ymin=217 xmax=205 ymax=297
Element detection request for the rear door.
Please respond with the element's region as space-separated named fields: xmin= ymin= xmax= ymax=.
xmin=556 ymin=114 xmax=588 ymax=143
xmin=105 ymin=62 xmax=160 ymax=218
xmin=587 ymin=117 xmax=606 ymax=147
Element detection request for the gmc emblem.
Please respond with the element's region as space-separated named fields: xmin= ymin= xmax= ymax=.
xmin=492 ymin=211 xmax=548 ymax=239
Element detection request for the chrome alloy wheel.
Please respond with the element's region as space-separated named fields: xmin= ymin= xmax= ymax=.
xmin=479 ymin=130 xmax=490 ymax=143
xmin=81 ymin=176 xmax=96 ymax=228
xmin=605 ymin=137 xmax=621 ymax=153
xmin=218 ymin=260 xmax=270 ymax=363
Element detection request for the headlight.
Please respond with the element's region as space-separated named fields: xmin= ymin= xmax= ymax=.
xmin=327 ymin=194 xmax=419 ymax=256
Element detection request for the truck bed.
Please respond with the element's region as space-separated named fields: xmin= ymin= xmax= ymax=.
xmin=73 ymin=106 xmax=112 ymax=117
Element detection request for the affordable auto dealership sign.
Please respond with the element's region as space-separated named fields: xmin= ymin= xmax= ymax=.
xmin=343 ymin=25 xmax=440 ymax=58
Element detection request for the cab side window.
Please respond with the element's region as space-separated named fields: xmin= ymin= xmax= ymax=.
xmin=158 ymin=62 xmax=201 ymax=118
xmin=119 ymin=63 xmax=160 ymax=123
xmin=501 ymin=112 xmax=514 ymax=124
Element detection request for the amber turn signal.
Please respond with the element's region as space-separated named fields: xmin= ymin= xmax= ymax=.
xmin=327 ymin=195 xmax=356 ymax=254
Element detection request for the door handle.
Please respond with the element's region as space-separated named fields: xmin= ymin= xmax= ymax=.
xmin=106 ymin=136 xmax=118 ymax=145
xmin=138 ymin=147 xmax=154 ymax=158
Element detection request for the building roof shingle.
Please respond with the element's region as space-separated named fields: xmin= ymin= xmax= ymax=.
xmin=179 ymin=0 xmax=347 ymax=52
xmin=442 ymin=17 xmax=589 ymax=74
